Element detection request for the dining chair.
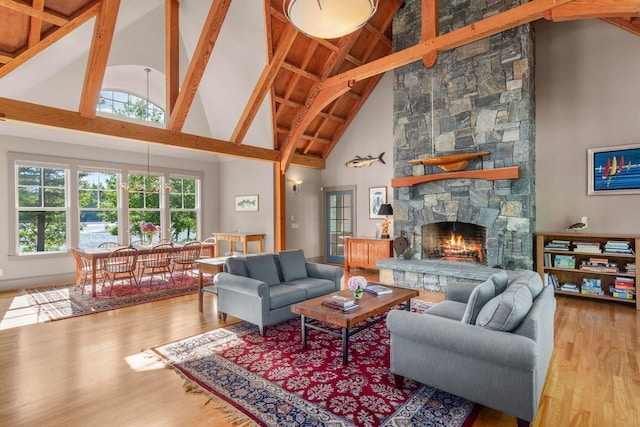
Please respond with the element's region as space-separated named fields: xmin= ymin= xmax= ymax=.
xmin=98 ymin=241 xmax=120 ymax=248
xmin=101 ymin=247 xmax=140 ymax=295
xmin=199 ymin=237 xmax=216 ymax=259
xmin=138 ymin=243 xmax=175 ymax=287
xmin=71 ymin=248 xmax=99 ymax=295
xmin=172 ymin=241 xmax=202 ymax=281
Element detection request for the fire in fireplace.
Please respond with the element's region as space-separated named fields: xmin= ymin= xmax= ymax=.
xmin=422 ymin=222 xmax=487 ymax=265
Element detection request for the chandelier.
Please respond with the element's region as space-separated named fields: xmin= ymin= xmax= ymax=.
xmin=121 ymin=68 xmax=172 ymax=194
xmin=283 ymin=0 xmax=378 ymax=39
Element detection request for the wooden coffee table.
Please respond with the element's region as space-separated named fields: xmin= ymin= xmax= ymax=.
xmin=290 ymin=286 xmax=419 ymax=365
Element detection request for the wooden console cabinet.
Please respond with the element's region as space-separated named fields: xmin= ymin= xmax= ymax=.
xmin=344 ymin=237 xmax=393 ymax=273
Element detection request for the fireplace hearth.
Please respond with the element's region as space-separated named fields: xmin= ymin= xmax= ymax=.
xmin=423 ymin=222 xmax=487 ymax=265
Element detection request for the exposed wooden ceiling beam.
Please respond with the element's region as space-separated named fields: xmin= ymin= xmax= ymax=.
xmin=0 ymin=1 xmax=101 ymax=78
xmin=167 ymin=0 xmax=232 ymax=134
xmin=322 ymin=0 xmax=574 ymax=91
xmin=0 ymin=0 xmax=69 ymax=26
xmin=27 ymin=0 xmax=45 ymax=48
xmin=422 ymin=0 xmax=439 ymax=68
xmin=79 ymin=0 xmax=121 ymax=119
xmin=165 ymin=0 xmax=180 ymax=117
xmin=274 ymin=96 xmax=347 ymax=122
xmin=603 ymin=17 xmax=640 ymax=36
xmin=279 ymin=31 xmax=361 ymax=172
xmin=281 ymin=61 xmax=320 ymax=81
xmin=546 ymin=0 xmax=640 ymax=21
xmin=276 ymin=126 xmax=331 ymax=144
xmin=231 ymin=23 xmax=297 ymax=145
xmin=0 ymin=51 xmax=13 ymax=64
xmin=0 ymin=96 xmax=324 ymax=168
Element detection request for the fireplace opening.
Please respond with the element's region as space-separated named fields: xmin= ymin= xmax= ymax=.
xmin=422 ymin=222 xmax=487 ymax=265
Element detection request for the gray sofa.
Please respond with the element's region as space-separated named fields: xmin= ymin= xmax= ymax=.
xmin=386 ymin=270 xmax=556 ymax=427
xmin=213 ymin=249 xmax=343 ymax=335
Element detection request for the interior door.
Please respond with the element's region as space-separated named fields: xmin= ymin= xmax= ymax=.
xmin=325 ymin=189 xmax=354 ymax=264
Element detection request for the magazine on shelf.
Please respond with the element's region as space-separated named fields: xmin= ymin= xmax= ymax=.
xmin=364 ymin=285 xmax=393 ymax=295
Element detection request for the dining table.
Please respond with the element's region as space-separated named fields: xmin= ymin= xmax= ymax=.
xmin=75 ymin=242 xmax=215 ymax=297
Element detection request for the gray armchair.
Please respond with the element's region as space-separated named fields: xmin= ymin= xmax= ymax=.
xmin=386 ymin=270 xmax=556 ymax=427
xmin=213 ymin=250 xmax=343 ymax=335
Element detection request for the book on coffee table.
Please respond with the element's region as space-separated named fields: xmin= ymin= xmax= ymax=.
xmin=364 ymin=285 xmax=392 ymax=295
xmin=322 ymin=295 xmax=357 ymax=310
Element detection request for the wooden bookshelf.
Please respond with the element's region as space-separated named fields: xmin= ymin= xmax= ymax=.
xmin=536 ymin=232 xmax=639 ymax=310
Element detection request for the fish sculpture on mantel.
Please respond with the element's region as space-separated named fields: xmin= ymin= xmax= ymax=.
xmin=345 ymin=152 xmax=386 ymax=168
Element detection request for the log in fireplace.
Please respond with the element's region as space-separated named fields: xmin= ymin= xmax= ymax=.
xmin=422 ymin=222 xmax=487 ymax=265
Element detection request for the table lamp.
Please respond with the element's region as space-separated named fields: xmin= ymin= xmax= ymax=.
xmin=377 ymin=203 xmax=393 ymax=239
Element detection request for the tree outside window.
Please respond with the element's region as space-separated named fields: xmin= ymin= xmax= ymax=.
xmin=128 ymin=174 xmax=161 ymax=244
xmin=78 ymin=170 xmax=119 ymax=248
xmin=98 ymin=90 xmax=165 ymax=124
xmin=169 ymin=177 xmax=199 ymax=242
xmin=17 ymin=165 xmax=68 ymax=254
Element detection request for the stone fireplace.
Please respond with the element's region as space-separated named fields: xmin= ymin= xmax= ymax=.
xmin=378 ymin=0 xmax=536 ymax=291
xmin=423 ymin=222 xmax=487 ymax=265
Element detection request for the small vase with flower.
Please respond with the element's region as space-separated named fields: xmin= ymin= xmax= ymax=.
xmin=140 ymin=221 xmax=158 ymax=245
xmin=347 ymin=275 xmax=367 ymax=300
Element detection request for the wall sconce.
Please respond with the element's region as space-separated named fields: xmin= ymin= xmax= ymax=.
xmin=292 ymin=180 xmax=303 ymax=195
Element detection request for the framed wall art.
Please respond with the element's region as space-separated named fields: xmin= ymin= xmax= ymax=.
xmin=369 ymin=186 xmax=387 ymax=219
xmin=235 ymin=194 xmax=259 ymax=211
xmin=588 ymin=144 xmax=640 ymax=195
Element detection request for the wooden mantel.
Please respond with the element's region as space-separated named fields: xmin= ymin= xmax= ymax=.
xmin=391 ymin=166 xmax=520 ymax=188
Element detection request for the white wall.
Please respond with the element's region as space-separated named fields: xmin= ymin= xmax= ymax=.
xmin=285 ymin=166 xmax=322 ymax=258
xmin=321 ymin=72 xmax=395 ymax=238
xmin=0 ymin=134 xmax=220 ymax=290
xmin=536 ymin=19 xmax=640 ymax=234
xmin=218 ymin=158 xmax=274 ymax=254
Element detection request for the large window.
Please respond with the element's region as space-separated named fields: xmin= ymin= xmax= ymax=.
xmin=78 ymin=170 xmax=119 ymax=249
xmin=169 ymin=177 xmax=199 ymax=242
xmin=16 ymin=164 xmax=68 ymax=254
xmin=98 ymin=90 xmax=165 ymax=124
xmin=10 ymin=153 xmax=203 ymax=256
xmin=128 ymin=173 xmax=162 ymax=244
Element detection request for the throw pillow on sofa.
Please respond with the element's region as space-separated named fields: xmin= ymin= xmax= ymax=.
xmin=226 ymin=257 xmax=249 ymax=277
xmin=461 ymin=278 xmax=495 ymax=324
xmin=491 ymin=270 xmax=509 ymax=294
xmin=246 ymin=254 xmax=281 ymax=286
xmin=279 ymin=249 xmax=308 ymax=282
xmin=475 ymin=282 xmax=533 ymax=332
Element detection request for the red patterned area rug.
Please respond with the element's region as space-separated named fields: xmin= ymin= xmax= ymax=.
xmin=23 ymin=274 xmax=201 ymax=322
xmin=153 ymin=301 xmax=478 ymax=427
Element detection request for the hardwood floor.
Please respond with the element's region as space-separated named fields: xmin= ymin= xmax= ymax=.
xmin=0 ymin=269 xmax=638 ymax=426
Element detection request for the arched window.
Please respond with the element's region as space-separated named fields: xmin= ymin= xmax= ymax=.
xmin=98 ymin=90 xmax=165 ymax=124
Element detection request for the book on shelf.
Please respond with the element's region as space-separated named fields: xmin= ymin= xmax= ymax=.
xmin=612 ymin=291 xmax=636 ymax=300
xmin=544 ymin=252 xmax=552 ymax=267
xmin=364 ymin=284 xmax=393 ymax=295
xmin=614 ymin=277 xmax=635 ymax=289
xmin=581 ymin=289 xmax=604 ymax=296
xmin=573 ymin=241 xmax=602 ymax=253
xmin=554 ymin=254 xmax=576 ymax=269
xmin=545 ymin=240 xmax=570 ymax=251
xmin=560 ymin=283 xmax=580 ymax=293
xmin=603 ymin=240 xmax=635 ymax=255
xmin=581 ymin=277 xmax=602 ymax=289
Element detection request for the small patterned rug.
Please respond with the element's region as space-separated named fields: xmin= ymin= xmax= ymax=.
xmin=153 ymin=301 xmax=478 ymax=427
xmin=23 ymin=273 xmax=202 ymax=321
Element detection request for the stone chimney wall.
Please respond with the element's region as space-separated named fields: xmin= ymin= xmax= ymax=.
xmin=392 ymin=0 xmax=536 ymax=269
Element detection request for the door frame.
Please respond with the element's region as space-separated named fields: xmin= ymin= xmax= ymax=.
xmin=321 ymin=185 xmax=357 ymax=264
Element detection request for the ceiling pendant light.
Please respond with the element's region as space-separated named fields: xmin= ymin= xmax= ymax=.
xmin=283 ymin=0 xmax=378 ymax=39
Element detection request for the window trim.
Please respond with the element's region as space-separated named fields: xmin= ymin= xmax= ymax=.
xmin=8 ymin=152 xmax=203 ymax=258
